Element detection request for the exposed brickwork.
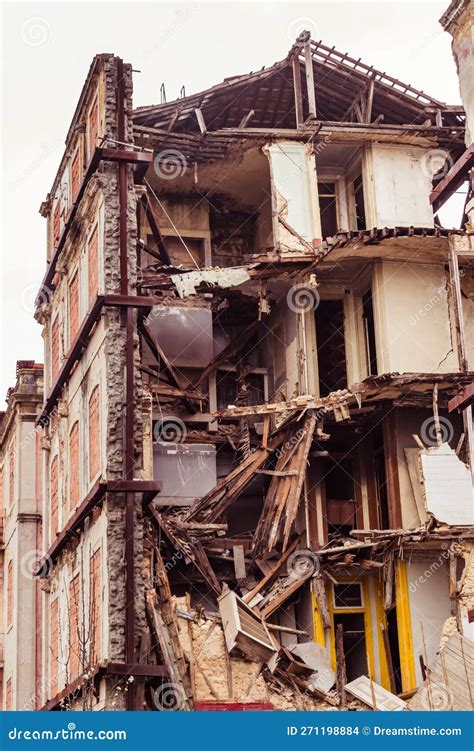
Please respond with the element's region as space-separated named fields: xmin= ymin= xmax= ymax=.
xmin=50 ymin=455 xmax=59 ymax=538
xmin=88 ymin=98 xmax=99 ymax=160
xmin=50 ymin=598 xmax=59 ymax=696
xmin=88 ymin=386 xmax=100 ymax=482
xmin=71 ymin=150 xmax=81 ymax=202
xmin=8 ymin=442 xmax=14 ymax=507
xmin=69 ymin=574 xmax=80 ymax=678
xmin=7 ymin=558 xmax=13 ymax=627
xmin=90 ymin=547 xmax=101 ymax=664
xmin=53 ymin=202 xmax=61 ymax=246
xmin=87 ymin=225 xmax=99 ymax=305
xmin=69 ymin=422 xmax=79 ymax=511
xmin=51 ymin=316 xmax=60 ymax=381
xmin=69 ymin=272 xmax=79 ymax=343
xmin=6 ymin=677 xmax=12 ymax=711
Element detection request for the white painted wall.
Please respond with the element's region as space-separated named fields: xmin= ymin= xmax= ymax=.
xmin=372 ymin=261 xmax=459 ymax=373
xmin=366 ymin=144 xmax=440 ymax=228
xmin=265 ymin=142 xmax=321 ymax=252
xmin=407 ymin=559 xmax=451 ymax=686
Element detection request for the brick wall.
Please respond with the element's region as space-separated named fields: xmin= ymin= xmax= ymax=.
xmin=69 ymin=422 xmax=79 ymax=511
xmin=7 ymin=559 xmax=13 ymax=627
xmin=69 ymin=272 xmax=79 ymax=343
xmin=50 ymin=455 xmax=59 ymax=538
xmin=90 ymin=547 xmax=101 ymax=664
xmin=88 ymin=386 xmax=100 ymax=482
xmin=51 ymin=317 xmax=60 ymax=381
xmin=50 ymin=598 xmax=59 ymax=697
xmin=69 ymin=574 xmax=80 ymax=678
xmin=87 ymin=226 xmax=99 ymax=305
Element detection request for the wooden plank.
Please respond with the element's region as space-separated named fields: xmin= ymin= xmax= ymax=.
xmin=304 ymin=40 xmax=317 ymax=116
xmin=195 ymin=108 xmax=207 ymax=134
xmin=242 ymin=538 xmax=300 ymax=604
xmin=233 ymin=545 xmax=246 ymax=581
xmin=336 ymin=623 xmax=347 ymax=709
xmin=292 ymin=56 xmax=304 ymax=127
xmin=449 ymin=241 xmax=468 ymax=372
xmin=141 ymin=194 xmax=171 ymax=265
xmin=381 ymin=625 xmax=397 ymax=694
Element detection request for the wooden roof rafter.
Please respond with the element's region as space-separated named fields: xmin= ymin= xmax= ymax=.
xmin=132 ymin=35 xmax=464 ymax=136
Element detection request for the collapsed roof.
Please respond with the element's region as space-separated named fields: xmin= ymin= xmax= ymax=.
xmin=133 ymin=35 xmax=465 ymax=133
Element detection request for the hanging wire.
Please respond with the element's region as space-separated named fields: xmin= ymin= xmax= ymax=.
xmin=144 ymin=179 xmax=200 ymax=270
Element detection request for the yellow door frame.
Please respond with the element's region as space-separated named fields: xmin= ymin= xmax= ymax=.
xmin=395 ymin=560 xmax=416 ymax=691
xmin=312 ymin=574 xmax=391 ymax=689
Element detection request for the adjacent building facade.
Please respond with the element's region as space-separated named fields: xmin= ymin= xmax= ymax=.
xmin=0 ymin=362 xmax=43 ymax=710
xmin=2 ymin=4 xmax=473 ymax=711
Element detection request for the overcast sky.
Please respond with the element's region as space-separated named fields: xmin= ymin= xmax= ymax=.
xmin=1 ymin=0 xmax=465 ymax=400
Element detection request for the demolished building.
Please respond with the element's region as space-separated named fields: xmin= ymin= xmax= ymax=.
xmin=1 ymin=11 xmax=474 ymax=711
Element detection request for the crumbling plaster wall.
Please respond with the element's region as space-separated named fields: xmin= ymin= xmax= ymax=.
xmin=445 ymin=1 xmax=474 ymax=147
xmin=99 ymin=57 xmax=146 ymax=668
xmin=372 ymin=261 xmax=459 ymax=373
xmin=265 ymin=141 xmax=322 ymax=253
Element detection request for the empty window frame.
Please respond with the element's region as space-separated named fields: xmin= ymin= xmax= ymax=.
xmin=324 ymin=456 xmax=358 ymax=536
xmin=333 ymin=582 xmax=364 ymax=609
xmin=331 ymin=580 xmax=369 ymax=683
xmin=373 ymin=427 xmax=390 ymax=529
xmin=353 ymin=175 xmax=366 ymax=231
xmin=315 ymin=299 xmax=347 ymax=396
xmin=318 ymin=182 xmax=338 ymax=239
xmin=215 ymin=366 xmax=268 ymax=411
xmin=362 ymin=289 xmax=377 ymax=376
